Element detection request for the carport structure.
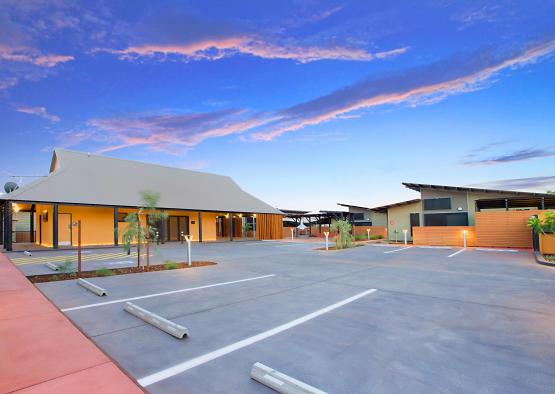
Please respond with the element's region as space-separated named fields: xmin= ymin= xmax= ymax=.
xmin=1 ymin=149 xmax=283 ymax=251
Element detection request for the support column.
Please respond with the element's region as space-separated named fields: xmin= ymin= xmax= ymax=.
xmin=0 ymin=202 xmax=4 ymax=247
xmin=4 ymin=201 xmax=12 ymax=251
xmin=541 ymin=197 xmax=545 ymax=210
xmin=114 ymin=207 xmax=119 ymax=246
xmin=229 ymin=214 xmax=233 ymax=241
xmin=253 ymin=215 xmax=257 ymax=240
xmin=52 ymin=203 xmax=59 ymax=249
xmin=160 ymin=212 xmax=166 ymax=244
xmin=30 ymin=204 xmax=35 ymax=243
xmin=504 ymin=199 xmax=509 ymax=211
xmin=198 ymin=212 xmax=203 ymax=242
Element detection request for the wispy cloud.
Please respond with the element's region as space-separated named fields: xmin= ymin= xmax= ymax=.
xmin=75 ymin=39 xmax=555 ymax=154
xmin=0 ymin=45 xmax=73 ymax=68
xmin=16 ymin=106 xmax=60 ymax=122
xmin=106 ymin=37 xmax=407 ymax=63
xmin=470 ymin=176 xmax=555 ymax=191
xmin=461 ymin=148 xmax=555 ymax=165
xmin=250 ymin=38 xmax=555 ymax=140
xmin=86 ymin=108 xmax=269 ymax=154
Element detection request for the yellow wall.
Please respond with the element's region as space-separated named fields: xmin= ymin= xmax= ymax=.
xmin=59 ymin=205 xmax=114 ymax=246
xmin=35 ymin=204 xmax=53 ymax=247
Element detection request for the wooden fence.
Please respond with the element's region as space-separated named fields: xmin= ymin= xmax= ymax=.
xmin=413 ymin=226 xmax=476 ymax=247
xmin=256 ymin=214 xmax=284 ymax=240
xmin=475 ymin=210 xmax=542 ymax=248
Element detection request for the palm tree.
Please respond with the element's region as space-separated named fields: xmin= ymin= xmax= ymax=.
xmin=331 ymin=219 xmax=353 ymax=249
xmin=120 ymin=190 xmax=167 ymax=271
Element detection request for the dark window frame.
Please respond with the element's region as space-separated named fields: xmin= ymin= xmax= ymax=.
xmin=424 ymin=212 xmax=468 ymax=226
xmin=423 ymin=197 xmax=452 ymax=210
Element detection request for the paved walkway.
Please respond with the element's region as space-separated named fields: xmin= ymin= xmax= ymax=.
xmin=0 ymin=253 xmax=143 ymax=393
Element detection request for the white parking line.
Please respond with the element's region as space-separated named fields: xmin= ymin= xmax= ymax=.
xmin=447 ymin=249 xmax=466 ymax=258
xmin=138 ymin=288 xmax=377 ymax=387
xmin=383 ymin=246 xmax=413 ymax=254
xmin=417 ymin=246 xmax=452 ymax=249
xmin=61 ymin=274 xmax=276 ymax=312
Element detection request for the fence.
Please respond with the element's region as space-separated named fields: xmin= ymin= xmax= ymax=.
xmin=474 ymin=210 xmax=542 ymax=248
xmin=413 ymin=226 xmax=476 ymax=247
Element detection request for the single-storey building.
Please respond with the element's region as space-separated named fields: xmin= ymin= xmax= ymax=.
xmin=1 ymin=149 xmax=283 ymax=251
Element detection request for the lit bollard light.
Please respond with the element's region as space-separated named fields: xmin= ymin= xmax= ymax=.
xmin=324 ymin=231 xmax=329 ymax=251
xmin=462 ymin=229 xmax=468 ymax=248
xmin=184 ymin=235 xmax=193 ymax=266
xmin=403 ymin=229 xmax=408 ymax=245
xmin=180 ymin=231 xmax=184 ymax=244
xmin=366 ymin=228 xmax=371 ymax=240
xmin=290 ymin=228 xmax=294 ymax=241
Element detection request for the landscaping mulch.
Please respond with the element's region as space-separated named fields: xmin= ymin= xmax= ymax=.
xmin=27 ymin=261 xmax=216 ymax=283
xmin=315 ymin=244 xmax=364 ymax=251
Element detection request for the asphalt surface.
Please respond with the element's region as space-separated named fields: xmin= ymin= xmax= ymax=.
xmin=32 ymin=241 xmax=555 ymax=393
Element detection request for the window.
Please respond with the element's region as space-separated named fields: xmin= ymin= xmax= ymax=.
xmin=423 ymin=198 xmax=451 ymax=210
xmin=424 ymin=212 xmax=468 ymax=226
xmin=351 ymin=213 xmax=365 ymax=221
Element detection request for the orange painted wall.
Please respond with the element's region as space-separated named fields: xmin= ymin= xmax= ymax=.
xmin=413 ymin=226 xmax=476 ymax=247
xmin=475 ymin=210 xmax=543 ymax=248
xmin=35 ymin=204 xmax=53 ymax=247
xmin=59 ymin=205 xmax=114 ymax=246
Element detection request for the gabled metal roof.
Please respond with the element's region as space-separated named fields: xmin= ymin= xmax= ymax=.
xmin=1 ymin=149 xmax=282 ymax=214
xmin=402 ymin=182 xmax=552 ymax=197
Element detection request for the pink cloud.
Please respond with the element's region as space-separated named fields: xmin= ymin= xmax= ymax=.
xmin=250 ymin=39 xmax=555 ymax=140
xmin=16 ymin=106 xmax=60 ymax=122
xmin=86 ymin=109 xmax=270 ymax=154
xmin=0 ymin=45 xmax=73 ymax=67
xmin=108 ymin=37 xmax=407 ymax=63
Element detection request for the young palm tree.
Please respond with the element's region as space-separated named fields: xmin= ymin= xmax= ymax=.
xmin=120 ymin=190 xmax=167 ymax=270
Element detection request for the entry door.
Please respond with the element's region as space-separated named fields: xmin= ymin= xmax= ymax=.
xmin=168 ymin=216 xmax=190 ymax=241
xmin=409 ymin=213 xmax=420 ymax=236
xmin=58 ymin=213 xmax=72 ymax=246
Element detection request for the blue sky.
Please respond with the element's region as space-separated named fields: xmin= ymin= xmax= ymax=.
xmin=1 ymin=0 xmax=554 ymax=211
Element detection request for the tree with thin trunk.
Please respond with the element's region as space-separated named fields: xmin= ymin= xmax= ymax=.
xmin=120 ymin=190 xmax=167 ymax=270
xmin=331 ymin=219 xmax=353 ymax=249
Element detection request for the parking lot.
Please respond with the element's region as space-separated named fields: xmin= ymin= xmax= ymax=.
xmin=24 ymin=241 xmax=555 ymax=393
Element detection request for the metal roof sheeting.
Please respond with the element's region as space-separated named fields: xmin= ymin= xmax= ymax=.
xmin=402 ymin=182 xmax=552 ymax=197
xmin=1 ymin=149 xmax=282 ymax=214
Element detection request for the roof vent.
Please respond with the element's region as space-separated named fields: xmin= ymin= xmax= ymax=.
xmin=4 ymin=182 xmax=19 ymax=194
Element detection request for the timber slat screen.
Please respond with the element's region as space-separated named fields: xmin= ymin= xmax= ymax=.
xmin=413 ymin=226 xmax=476 ymax=247
xmin=475 ymin=210 xmax=543 ymax=248
xmin=256 ymin=214 xmax=283 ymax=240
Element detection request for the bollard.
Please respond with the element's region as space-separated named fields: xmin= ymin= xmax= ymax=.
xmin=24 ymin=250 xmax=32 ymax=256
xmin=124 ymin=302 xmax=188 ymax=339
xmin=403 ymin=229 xmax=408 ymax=245
xmin=78 ymin=278 xmax=107 ymax=296
xmin=323 ymin=231 xmax=329 ymax=251
xmin=462 ymin=229 xmax=467 ymax=248
xmin=180 ymin=231 xmax=184 ymax=244
xmin=46 ymin=262 xmax=59 ymax=271
xmin=290 ymin=228 xmax=294 ymax=241
xmin=250 ymin=362 xmax=328 ymax=394
xmin=184 ymin=235 xmax=192 ymax=266
xmin=366 ymin=228 xmax=371 ymax=240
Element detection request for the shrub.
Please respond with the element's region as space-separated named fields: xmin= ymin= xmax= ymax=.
xmin=354 ymin=234 xmax=367 ymax=241
xmin=528 ymin=211 xmax=555 ymax=234
xmin=96 ymin=268 xmax=114 ymax=277
xmin=331 ymin=219 xmax=353 ymax=249
xmin=57 ymin=258 xmax=73 ymax=273
xmin=164 ymin=261 xmax=178 ymax=270
xmin=370 ymin=235 xmax=383 ymax=240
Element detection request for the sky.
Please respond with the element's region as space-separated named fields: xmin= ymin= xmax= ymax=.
xmin=0 ymin=0 xmax=554 ymax=212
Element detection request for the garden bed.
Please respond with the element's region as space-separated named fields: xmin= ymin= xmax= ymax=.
xmin=315 ymin=244 xmax=364 ymax=251
xmin=27 ymin=261 xmax=217 ymax=283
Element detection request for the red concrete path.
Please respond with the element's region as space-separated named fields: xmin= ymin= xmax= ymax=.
xmin=0 ymin=253 xmax=143 ymax=393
